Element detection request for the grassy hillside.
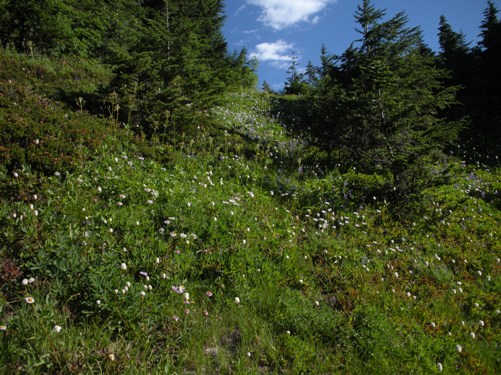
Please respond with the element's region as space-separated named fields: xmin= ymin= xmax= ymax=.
xmin=1 ymin=49 xmax=500 ymax=374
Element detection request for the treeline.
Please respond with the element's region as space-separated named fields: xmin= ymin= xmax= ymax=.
xmin=0 ymin=0 xmax=257 ymax=132
xmin=276 ymin=0 xmax=501 ymax=197
xmin=1 ymin=0 xmax=499 ymax=200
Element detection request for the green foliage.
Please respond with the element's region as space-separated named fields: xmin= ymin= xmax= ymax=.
xmin=0 ymin=0 xmax=257 ymax=136
xmin=306 ymin=0 xmax=462 ymax=198
xmin=1 ymin=76 xmax=500 ymax=372
xmin=0 ymin=2 xmax=500 ymax=372
xmin=284 ymin=54 xmax=309 ymax=95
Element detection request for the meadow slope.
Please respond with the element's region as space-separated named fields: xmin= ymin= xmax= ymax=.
xmin=1 ymin=50 xmax=500 ymax=374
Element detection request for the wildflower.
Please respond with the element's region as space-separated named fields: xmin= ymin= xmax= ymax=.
xmin=456 ymin=344 xmax=462 ymax=353
xmin=183 ymin=293 xmax=190 ymax=301
xmin=206 ymin=291 xmax=213 ymax=297
xmin=54 ymin=171 xmax=60 ymax=176
xmin=479 ymin=320 xmax=485 ymax=327
xmin=22 ymin=279 xmax=29 ymax=285
xmin=108 ymin=353 xmax=115 ymax=361
xmin=173 ymin=315 xmax=179 ymax=322
xmin=140 ymin=291 xmax=146 ymax=297
xmin=96 ymin=300 xmax=101 ymax=305
xmin=24 ymin=296 xmax=35 ymax=304
xmin=120 ymin=263 xmax=127 ymax=271
xmin=184 ymin=309 xmax=190 ymax=315
xmin=13 ymin=172 xmax=19 ymax=178
xmin=0 ymin=325 xmax=7 ymax=331
xmin=171 ymin=285 xmax=185 ymax=294
xmin=53 ymin=325 xmax=62 ymax=333
xmin=437 ymin=363 xmax=443 ymax=372
xmin=470 ymin=332 xmax=476 ymax=339
xmin=234 ymin=297 xmax=240 ymax=304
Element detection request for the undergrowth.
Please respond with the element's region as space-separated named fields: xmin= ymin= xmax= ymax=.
xmin=1 ymin=49 xmax=500 ymax=374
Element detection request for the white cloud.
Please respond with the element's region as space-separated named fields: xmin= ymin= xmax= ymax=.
xmin=250 ymin=40 xmax=295 ymax=67
xmin=235 ymin=5 xmax=247 ymax=16
xmin=248 ymin=0 xmax=335 ymax=30
xmin=271 ymin=60 xmax=292 ymax=70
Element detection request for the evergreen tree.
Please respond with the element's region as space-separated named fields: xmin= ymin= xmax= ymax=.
xmin=0 ymin=0 xmax=255 ymax=134
xmin=437 ymin=15 xmax=471 ymax=121
xmin=479 ymin=0 xmax=500 ymax=51
xmin=471 ymin=0 xmax=501 ymax=143
xmin=305 ymin=61 xmax=319 ymax=87
xmin=262 ymin=81 xmax=275 ymax=94
xmin=284 ymin=53 xmax=307 ymax=95
xmin=314 ymin=0 xmax=461 ymax=197
xmin=438 ymin=15 xmax=470 ymax=64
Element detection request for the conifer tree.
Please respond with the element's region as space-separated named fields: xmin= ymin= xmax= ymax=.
xmin=437 ymin=15 xmax=471 ymax=121
xmin=472 ymin=0 xmax=501 ymax=142
xmin=314 ymin=0 xmax=461 ymax=196
xmin=438 ymin=15 xmax=470 ymax=65
xmin=284 ymin=53 xmax=307 ymax=95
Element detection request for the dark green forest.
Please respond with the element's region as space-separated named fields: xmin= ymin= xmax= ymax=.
xmin=0 ymin=0 xmax=500 ymax=373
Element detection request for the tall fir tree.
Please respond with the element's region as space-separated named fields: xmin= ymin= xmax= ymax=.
xmin=471 ymin=0 xmax=501 ymax=143
xmin=437 ymin=15 xmax=471 ymax=121
xmin=314 ymin=0 xmax=461 ymax=197
xmin=284 ymin=53 xmax=307 ymax=95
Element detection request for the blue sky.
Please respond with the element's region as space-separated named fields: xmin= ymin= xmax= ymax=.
xmin=222 ymin=0 xmax=501 ymax=90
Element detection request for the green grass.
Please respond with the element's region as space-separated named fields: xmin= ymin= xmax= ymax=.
xmin=1 ymin=49 xmax=500 ymax=373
